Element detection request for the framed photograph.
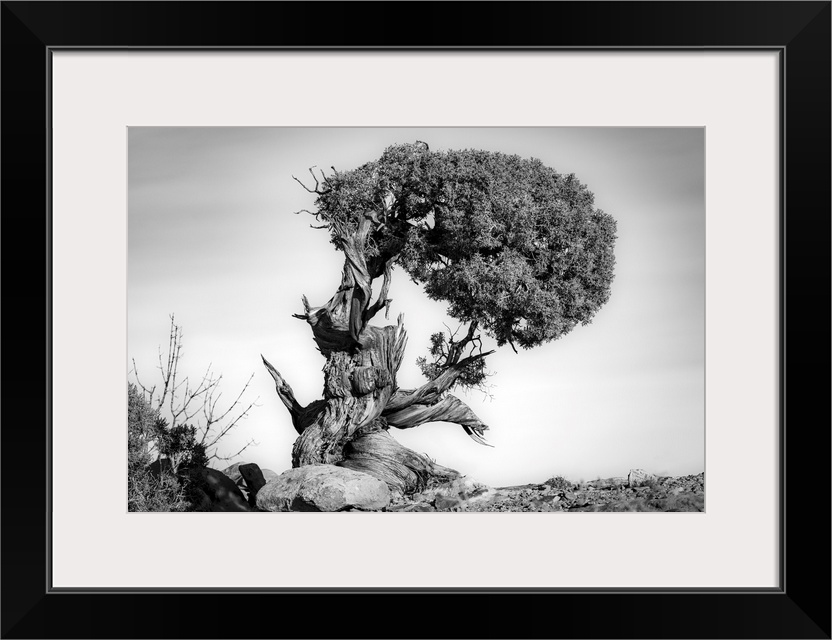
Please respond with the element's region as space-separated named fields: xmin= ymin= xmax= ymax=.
xmin=2 ymin=2 xmax=829 ymax=638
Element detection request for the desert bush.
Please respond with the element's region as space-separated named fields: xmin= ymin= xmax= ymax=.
xmin=664 ymin=493 xmax=704 ymax=512
xmin=150 ymin=417 xmax=208 ymax=471
xmin=128 ymin=317 xmax=260 ymax=511
xmin=544 ymin=475 xmax=572 ymax=491
xmin=642 ymin=476 xmax=662 ymax=491
xmin=128 ymin=382 xmax=203 ymax=511
xmin=128 ymin=382 xmax=155 ymax=472
xmin=127 ymin=464 xmax=191 ymax=512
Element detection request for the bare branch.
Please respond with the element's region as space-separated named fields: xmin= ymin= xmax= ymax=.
xmin=205 ymin=372 xmax=256 ymax=427
xmin=131 ymin=315 xmax=260 ymax=465
xmin=208 ymin=437 xmax=259 ymax=463
xmin=292 ymin=167 xmax=322 ymax=194
xmin=262 ymin=356 xmax=304 ymax=434
xmin=292 ymin=295 xmax=312 ymax=320
xmin=169 ymin=366 xmax=218 ymax=429
xmin=202 ymin=393 xmax=259 ymax=451
xmin=130 ymin=358 xmax=156 ymax=404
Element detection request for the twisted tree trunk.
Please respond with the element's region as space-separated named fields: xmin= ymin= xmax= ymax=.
xmin=263 ymin=212 xmax=490 ymax=495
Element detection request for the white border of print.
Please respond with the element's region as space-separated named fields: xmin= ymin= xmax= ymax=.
xmin=51 ymin=51 xmax=779 ymax=589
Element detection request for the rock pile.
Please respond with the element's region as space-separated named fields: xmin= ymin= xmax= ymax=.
xmin=222 ymin=462 xmax=278 ymax=507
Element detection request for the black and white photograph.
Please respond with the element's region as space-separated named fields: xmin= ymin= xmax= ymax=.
xmin=4 ymin=3 xmax=830 ymax=638
xmin=128 ymin=127 xmax=705 ymax=513
xmin=4 ymin=0 xmax=827 ymax=634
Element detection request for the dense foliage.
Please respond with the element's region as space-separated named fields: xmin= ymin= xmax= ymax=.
xmin=151 ymin=418 xmax=208 ymax=470
xmin=128 ymin=383 xmax=189 ymax=511
xmin=127 ymin=383 xmax=206 ymax=511
xmin=308 ymin=142 xmax=617 ymax=350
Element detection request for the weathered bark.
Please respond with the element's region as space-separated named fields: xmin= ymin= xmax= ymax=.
xmin=339 ymin=430 xmax=461 ymax=494
xmin=264 ymin=210 xmax=491 ymax=495
xmin=384 ymin=393 xmax=493 ymax=447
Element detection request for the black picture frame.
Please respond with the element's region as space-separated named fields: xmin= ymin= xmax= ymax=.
xmin=2 ymin=2 xmax=829 ymax=638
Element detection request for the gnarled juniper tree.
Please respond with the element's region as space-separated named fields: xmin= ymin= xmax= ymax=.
xmin=263 ymin=142 xmax=617 ymax=495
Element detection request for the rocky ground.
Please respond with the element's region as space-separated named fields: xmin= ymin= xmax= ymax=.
xmin=384 ymin=471 xmax=705 ymax=513
xmin=181 ymin=460 xmax=704 ymax=512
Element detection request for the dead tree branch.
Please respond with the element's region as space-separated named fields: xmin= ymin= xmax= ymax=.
xmin=261 ymin=355 xmax=304 ymax=434
xmin=130 ymin=315 xmax=260 ymax=464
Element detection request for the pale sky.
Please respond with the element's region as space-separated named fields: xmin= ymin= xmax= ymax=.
xmin=128 ymin=127 xmax=704 ymax=487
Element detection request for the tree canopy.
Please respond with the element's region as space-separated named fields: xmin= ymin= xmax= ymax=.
xmin=303 ymin=142 xmax=617 ymax=351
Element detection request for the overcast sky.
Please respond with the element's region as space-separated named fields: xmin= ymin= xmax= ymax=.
xmin=128 ymin=127 xmax=704 ymax=487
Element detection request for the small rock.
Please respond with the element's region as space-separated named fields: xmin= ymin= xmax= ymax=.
xmin=404 ymin=503 xmax=435 ymax=512
xmin=434 ymin=494 xmax=463 ymax=511
xmin=628 ymin=469 xmax=656 ymax=488
xmin=385 ymin=502 xmax=434 ymax=512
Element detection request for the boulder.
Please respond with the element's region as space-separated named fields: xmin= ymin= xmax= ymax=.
xmin=184 ymin=466 xmax=252 ymax=512
xmin=628 ymin=469 xmax=656 ymax=488
xmin=189 ymin=487 xmax=213 ymax=512
xmin=261 ymin=468 xmax=278 ymax=483
xmin=239 ymin=463 xmax=267 ymax=494
xmin=256 ymin=464 xmax=391 ymax=512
